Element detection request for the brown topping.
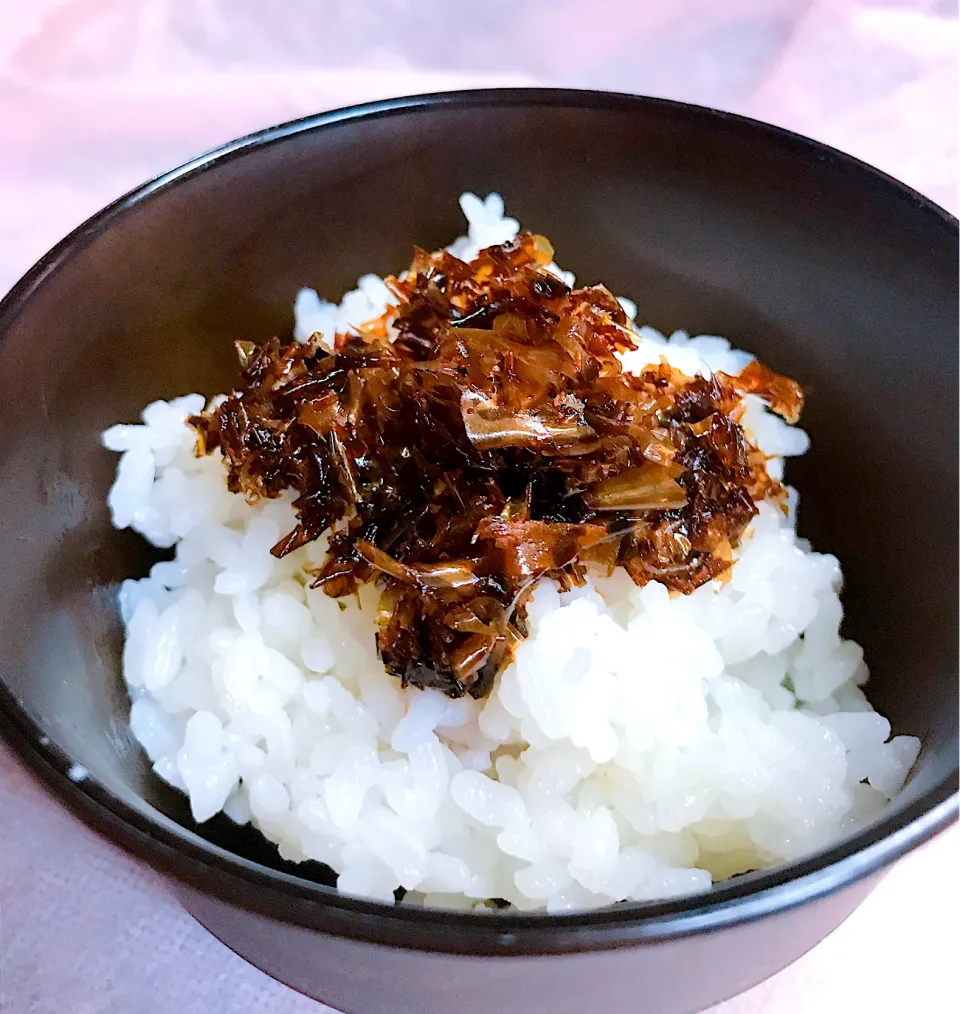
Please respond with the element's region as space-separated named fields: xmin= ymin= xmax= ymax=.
xmin=191 ymin=232 xmax=803 ymax=698
xmin=585 ymin=462 xmax=688 ymax=512
xmin=735 ymin=360 xmax=804 ymax=425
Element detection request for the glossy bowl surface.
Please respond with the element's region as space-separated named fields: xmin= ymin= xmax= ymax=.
xmin=0 ymin=89 xmax=956 ymax=1014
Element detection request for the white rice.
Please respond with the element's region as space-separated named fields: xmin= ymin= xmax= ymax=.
xmin=104 ymin=194 xmax=920 ymax=912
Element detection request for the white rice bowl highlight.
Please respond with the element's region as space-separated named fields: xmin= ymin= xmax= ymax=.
xmin=104 ymin=194 xmax=920 ymax=912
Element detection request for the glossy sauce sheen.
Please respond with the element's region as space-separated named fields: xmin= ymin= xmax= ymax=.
xmin=192 ymin=233 xmax=803 ymax=698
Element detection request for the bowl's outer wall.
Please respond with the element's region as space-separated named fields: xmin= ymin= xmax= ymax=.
xmin=174 ymin=874 xmax=880 ymax=1014
xmin=0 ymin=94 xmax=956 ymax=1011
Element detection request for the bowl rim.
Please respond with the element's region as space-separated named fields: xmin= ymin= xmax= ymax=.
xmin=0 ymin=86 xmax=957 ymax=957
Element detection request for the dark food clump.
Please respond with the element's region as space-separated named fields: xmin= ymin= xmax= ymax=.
xmin=191 ymin=233 xmax=803 ymax=699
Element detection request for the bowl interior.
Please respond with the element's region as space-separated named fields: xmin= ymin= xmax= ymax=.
xmin=0 ymin=94 xmax=956 ymax=901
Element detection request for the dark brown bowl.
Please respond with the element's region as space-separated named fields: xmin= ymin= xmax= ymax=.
xmin=0 ymin=89 xmax=956 ymax=1014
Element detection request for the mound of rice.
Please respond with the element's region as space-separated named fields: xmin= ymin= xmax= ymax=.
xmin=104 ymin=194 xmax=920 ymax=912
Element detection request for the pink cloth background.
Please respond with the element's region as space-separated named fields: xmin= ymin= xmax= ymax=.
xmin=0 ymin=2 xmax=956 ymax=1011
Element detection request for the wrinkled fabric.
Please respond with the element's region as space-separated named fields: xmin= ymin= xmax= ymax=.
xmin=0 ymin=2 xmax=956 ymax=1012
xmin=1 ymin=0 xmax=956 ymax=295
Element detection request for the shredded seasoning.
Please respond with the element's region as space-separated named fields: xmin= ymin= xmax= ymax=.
xmin=191 ymin=233 xmax=803 ymax=698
